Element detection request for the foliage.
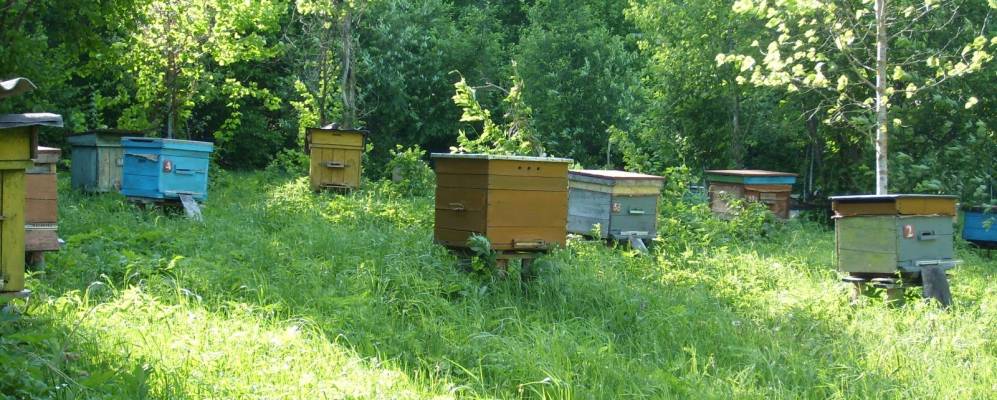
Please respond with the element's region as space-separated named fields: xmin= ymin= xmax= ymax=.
xmin=515 ymin=0 xmax=638 ymax=166
xmin=449 ymin=66 xmax=545 ymax=156
xmin=465 ymin=234 xmax=498 ymax=275
xmin=384 ymin=144 xmax=435 ymax=197
xmin=265 ymin=148 xmax=311 ymax=177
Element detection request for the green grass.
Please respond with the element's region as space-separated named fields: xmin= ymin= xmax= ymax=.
xmin=2 ymin=171 xmax=995 ymax=399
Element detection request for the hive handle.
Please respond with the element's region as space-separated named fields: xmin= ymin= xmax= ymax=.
xmin=174 ymin=168 xmax=204 ymax=175
xmin=628 ymin=208 xmax=646 ymax=215
xmin=125 ymin=153 xmax=159 ymax=162
xmin=324 ymin=161 xmax=347 ymax=169
xmin=448 ymin=202 xmax=465 ymax=211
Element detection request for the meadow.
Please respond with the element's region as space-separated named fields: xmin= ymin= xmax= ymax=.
xmin=2 ymin=171 xmax=995 ymax=399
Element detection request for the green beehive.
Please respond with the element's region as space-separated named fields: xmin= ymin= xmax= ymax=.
xmin=831 ymin=194 xmax=958 ymax=304
xmin=68 ymin=129 xmax=139 ymax=192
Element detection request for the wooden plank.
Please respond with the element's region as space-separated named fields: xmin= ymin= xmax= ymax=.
xmin=488 ymin=159 xmax=568 ymax=178
xmin=1 ymin=170 xmax=26 ymax=292
xmin=0 ymin=127 xmax=32 ymax=161
xmin=437 ymin=174 xmax=566 ymax=191
xmin=485 ymin=227 xmax=567 ymax=250
xmin=24 ymin=229 xmax=59 ymax=252
xmin=435 ymin=209 xmax=487 ymax=231
xmin=486 ymin=190 xmax=567 ymax=228
xmin=25 ymin=174 xmax=56 ymax=200
xmin=568 ymin=188 xmax=611 ymax=219
xmin=435 ymin=187 xmax=487 ymax=211
xmin=836 ymin=216 xmax=898 ymax=274
xmin=896 ymin=197 xmax=957 ymax=216
xmin=568 ymin=180 xmax=661 ymax=195
xmin=25 ymin=199 xmax=57 ymax=224
xmin=434 ymin=228 xmax=483 ymax=248
xmin=308 ymin=129 xmax=364 ymax=147
xmin=567 ymin=214 xmax=610 ymax=237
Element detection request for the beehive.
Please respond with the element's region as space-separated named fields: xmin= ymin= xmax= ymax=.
xmin=705 ymin=169 xmax=797 ymax=219
xmin=68 ymin=130 xmax=138 ymax=192
xmin=961 ymin=206 xmax=996 ymax=247
xmin=307 ymin=126 xmax=365 ymax=191
xmin=120 ymin=138 xmax=214 ymax=201
xmin=832 ymin=195 xmax=958 ymax=276
xmin=432 ymin=153 xmax=572 ymax=251
xmin=567 ymin=170 xmax=664 ymax=240
xmin=25 ymin=146 xmax=61 ymax=256
xmin=0 ymin=113 xmax=62 ymax=294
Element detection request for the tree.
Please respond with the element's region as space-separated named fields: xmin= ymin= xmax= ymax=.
xmin=450 ymin=65 xmax=545 ymax=156
xmin=118 ymin=0 xmax=285 ymax=138
xmin=722 ymin=0 xmax=995 ymax=194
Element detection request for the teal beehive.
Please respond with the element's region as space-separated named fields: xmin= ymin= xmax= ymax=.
xmin=68 ymin=130 xmax=140 ymax=192
xmin=120 ymin=138 xmax=214 ymax=201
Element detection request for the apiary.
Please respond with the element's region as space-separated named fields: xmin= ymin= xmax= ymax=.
xmin=120 ymin=138 xmax=214 ymax=202
xmin=962 ymin=206 xmax=996 ymax=248
xmin=68 ymin=129 xmax=139 ymax=192
xmin=0 ymin=78 xmax=63 ymax=295
xmin=705 ymin=169 xmax=797 ymax=219
xmin=831 ymin=194 xmax=958 ymax=305
xmin=567 ymin=170 xmax=664 ymax=244
xmin=432 ymin=153 xmax=572 ymax=254
xmin=25 ymin=146 xmax=61 ymax=265
xmin=307 ymin=125 xmax=365 ymax=191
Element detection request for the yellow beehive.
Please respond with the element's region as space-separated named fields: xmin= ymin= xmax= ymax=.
xmin=307 ymin=126 xmax=365 ymax=191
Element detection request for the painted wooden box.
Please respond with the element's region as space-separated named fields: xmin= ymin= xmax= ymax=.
xmin=962 ymin=206 xmax=997 ymax=247
xmin=832 ymin=195 xmax=958 ymax=276
xmin=432 ymin=153 xmax=572 ymax=251
xmin=25 ymin=146 xmax=61 ymax=253
xmin=120 ymin=138 xmax=214 ymax=201
xmin=307 ymin=126 xmax=365 ymax=191
xmin=567 ymin=170 xmax=664 ymax=240
xmin=68 ymin=130 xmax=138 ymax=192
xmin=0 ymin=113 xmax=61 ymax=294
xmin=705 ymin=170 xmax=797 ymax=219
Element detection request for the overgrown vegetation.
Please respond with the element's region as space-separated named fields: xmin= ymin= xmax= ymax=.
xmin=2 ymin=173 xmax=995 ymax=399
xmin=2 ymin=1 xmax=992 ymax=200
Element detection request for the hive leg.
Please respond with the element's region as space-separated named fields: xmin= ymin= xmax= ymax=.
xmin=884 ymin=287 xmax=905 ymax=306
xmin=520 ymin=258 xmax=537 ymax=281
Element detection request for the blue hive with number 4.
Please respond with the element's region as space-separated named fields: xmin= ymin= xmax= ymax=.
xmin=963 ymin=206 xmax=997 ymax=247
xmin=120 ymin=138 xmax=214 ymax=201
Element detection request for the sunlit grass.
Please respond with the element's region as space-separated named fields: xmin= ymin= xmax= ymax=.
xmin=2 ymin=172 xmax=994 ymax=399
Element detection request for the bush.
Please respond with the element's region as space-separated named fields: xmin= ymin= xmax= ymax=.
xmin=384 ymin=145 xmax=435 ymax=197
xmin=265 ymin=148 xmax=310 ymax=177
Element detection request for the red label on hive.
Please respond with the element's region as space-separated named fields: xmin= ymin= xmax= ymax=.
xmin=903 ymin=224 xmax=914 ymax=239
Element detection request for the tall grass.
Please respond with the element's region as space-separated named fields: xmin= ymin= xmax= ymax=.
xmin=2 ymin=172 xmax=994 ymax=399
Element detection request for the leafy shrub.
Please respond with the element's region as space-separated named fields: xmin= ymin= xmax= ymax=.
xmin=265 ymin=148 xmax=310 ymax=177
xmin=384 ymin=145 xmax=435 ymax=197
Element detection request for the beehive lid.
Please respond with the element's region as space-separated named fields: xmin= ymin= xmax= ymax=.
xmin=432 ymin=153 xmax=573 ymax=163
xmin=831 ymin=194 xmax=958 ymax=217
xmin=122 ymin=137 xmax=215 ymax=152
xmin=310 ymin=124 xmax=368 ymax=135
xmin=705 ymin=169 xmax=797 ymax=185
xmin=34 ymin=146 xmax=61 ymax=164
xmin=68 ymin=129 xmax=142 ymax=147
xmin=0 ymin=113 xmax=64 ymax=129
xmin=0 ymin=78 xmax=35 ymax=100
xmin=569 ymin=170 xmax=664 ymax=195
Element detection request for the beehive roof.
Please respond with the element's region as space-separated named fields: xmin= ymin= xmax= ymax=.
xmin=432 ymin=153 xmax=573 ymax=163
xmin=0 ymin=113 xmax=64 ymax=129
xmin=830 ymin=194 xmax=958 ymax=202
xmin=569 ymin=169 xmax=664 ymax=180
xmin=0 ymin=78 xmax=35 ymax=100
xmin=705 ymin=169 xmax=798 ymax=177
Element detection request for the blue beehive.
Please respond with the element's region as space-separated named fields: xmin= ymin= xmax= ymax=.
xmin=120 ymin=138 xmax=214 ymax=201
xmin=963 ymin=207 xmax=997 ymax=247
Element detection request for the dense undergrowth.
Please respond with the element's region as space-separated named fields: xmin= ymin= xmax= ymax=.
xmin=2 ymin=172 xmax=995 ymax=399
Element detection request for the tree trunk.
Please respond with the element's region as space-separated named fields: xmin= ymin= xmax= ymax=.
xmin=727 ymin=22 xmax=744 ymax=168
xmin=874 ymin=0 xmax=889 ymax=195
xmin=340 ymin=7 xmax=357 ymax=130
